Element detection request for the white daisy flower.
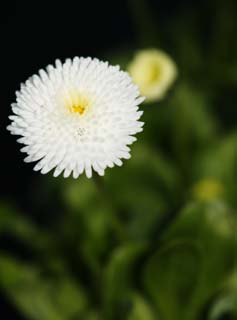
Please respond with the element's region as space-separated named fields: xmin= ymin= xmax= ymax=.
xmin=7 ymin=57 xmax=144 ymax=178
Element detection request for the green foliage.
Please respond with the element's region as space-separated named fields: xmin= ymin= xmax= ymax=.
xmin=127 ymin=294 xmax=156 ymax=320
xmin=102 ymin=243 xmax=146 ymax=319
xmin=0 ymin=256 xmax=87 ymax=320
xmin=143 ymin=201 xmax=236 ymax=320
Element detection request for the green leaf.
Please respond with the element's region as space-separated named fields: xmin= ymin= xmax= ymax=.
xmin=127 ymin=293 xmax=157 ymax=320
xmin=63 ymin=176 xmax=100 ymax=213
xmin=0 ymin=203 xmax=51 ymax=250
xmin=169 ymin=84 xmax=217 ymax=168
xmin=82 ymin=310 xmax=100 ymax=320
xmin=104 ymin=142 xmax=181 ymax=240
xmin=0 ymin=255 xmax=87 ymax=320
xmin=208 ymin=271 xmax=237 ymax=320
xmin=143 ymin=201 xmax=236 ymax=320
xmin=209 ymin=293 xmax=237 ymax=320
xmin=143 ymin=240 xmax=201 ymax=320
xmin=192 ymin=133 xmax=237 ymax=207
xmin=62 ymin=176 xmax=115 ymax=264
xmin=103 ymin=243 xmax=146 ymax=319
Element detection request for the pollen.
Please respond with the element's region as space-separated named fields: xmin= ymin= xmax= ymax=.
xmin=66 ymin=91 xmax=90 ymax=115
xmin=71 ymin=104 xmax=86 ymax=114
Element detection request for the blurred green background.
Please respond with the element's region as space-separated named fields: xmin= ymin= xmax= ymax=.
xmin=1 ymin=0 xmax=237 ymax=319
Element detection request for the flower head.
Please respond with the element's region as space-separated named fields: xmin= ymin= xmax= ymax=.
xmin=128 ymin=49 xmax=177 ymax=102
xmin=7 ymin=57 xmax=144 ymax=178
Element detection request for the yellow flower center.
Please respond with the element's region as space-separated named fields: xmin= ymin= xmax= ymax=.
xmin=65 ymin=91 xmax=90 ymax=115
xmin=70 ymin=104 xmax=86 ymax=115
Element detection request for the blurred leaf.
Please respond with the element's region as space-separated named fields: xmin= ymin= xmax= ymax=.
xmin=208 ymin=271 xmax=237 ymax=320
xmin=0 ymin=255 xmax=87 ymax=320
xmin=0 ymin=204 xmax=51 ymax=250
xmin=144 ymin=240 xmax=200 ymax=320
xmin=63 ymin=176 xmax=114 ymax=267
xmin=143 ymin=201 xmax=236 ymax=320
xmin=83 ymin=310 xmax=100 ymax=320
xmin=209 ymin=292 xmax=237 ymax=320
xmin=193 ymin=133 xmax=237 ymax=207
xmin=63 ymin=176 xmax=99 ymax=211
xmin=104 ymin=142 xmax=181 ymax=240
xmin=169 ymin=84 xmax=217 ymax=169
xmin=103 ymin=243 xmax=146 ymax=319
xmin=127 ymin=293 xmax=156 ymax=320
xmin=142 ymin=83 xmax=218 ymax=185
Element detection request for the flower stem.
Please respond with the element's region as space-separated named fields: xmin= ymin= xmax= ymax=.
xmin=93 ymin=174 xmax=127 ymax=242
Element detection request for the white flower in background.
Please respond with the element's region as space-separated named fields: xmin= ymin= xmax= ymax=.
xmin=128 ymin=49 xmax=177 ymax=102
xmin=7 ymin=57 xmax=144 ymax=178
